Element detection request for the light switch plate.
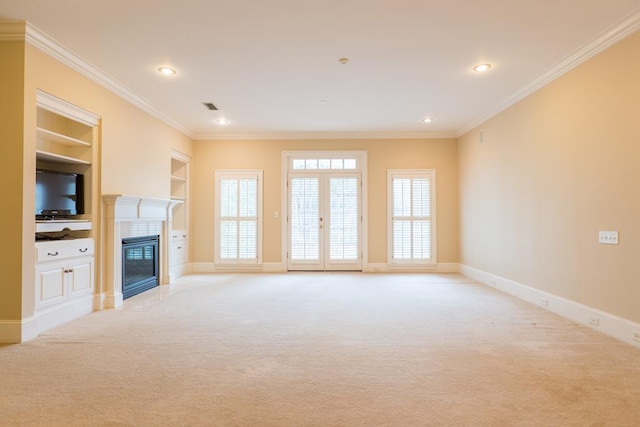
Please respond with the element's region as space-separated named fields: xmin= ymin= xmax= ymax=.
xmin=598 ymin=231 xmax=619 ymax=245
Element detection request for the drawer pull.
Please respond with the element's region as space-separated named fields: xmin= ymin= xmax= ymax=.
xmin=79 ymin=248 xmax=88 ymax=253
xmin=47 ymin=251 xmax=59 ymax=257
xmin=182 ymin=234 xmax=187 ymax=238
xmin=177 ymin=246 xmax=182 ymax=250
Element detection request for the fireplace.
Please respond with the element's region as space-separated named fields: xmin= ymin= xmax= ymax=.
xmin=122 ymin=235 xmax=159 ymax=299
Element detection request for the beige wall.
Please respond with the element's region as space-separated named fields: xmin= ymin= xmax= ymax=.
xmin=458 ymin=31 xmax=640 ymax=323
xmin=192 ymin=139 xmax=459 ymax=265
xmin=0 ymin=37 xmax=26 ymax=321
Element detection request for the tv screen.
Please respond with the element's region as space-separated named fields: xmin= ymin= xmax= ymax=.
xmin=35 ymin=169 xmax=84 ymax=218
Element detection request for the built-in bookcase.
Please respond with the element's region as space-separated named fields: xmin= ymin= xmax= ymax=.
xmin=170 ymin=150 xmax=190 ymax=279
xmin=33 ymin=90 xmax=100 ymax=335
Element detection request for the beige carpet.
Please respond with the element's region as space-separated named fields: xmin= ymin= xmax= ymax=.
xmin=1 ymin=273 xmax=639 ymax=426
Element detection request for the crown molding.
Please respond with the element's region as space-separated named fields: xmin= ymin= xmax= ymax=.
xmin=22 ymin=22 xmax=194 ymax=139
xmin=0 ymin=20 xmax=27 ymax=41
xmin=455 ymin=7 xmax=640 ymax=137
xmin=193 ymin=130 xmax=456 ymax=141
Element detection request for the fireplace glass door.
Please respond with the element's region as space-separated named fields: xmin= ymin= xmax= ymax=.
xmin=122 ymin=235 xmax=159 ymax=299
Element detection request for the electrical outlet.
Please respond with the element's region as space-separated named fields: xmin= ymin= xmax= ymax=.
xmin=598 ymin=231 xmax=619 ymax=245
xmin=540 ymin=298 xmax=549 ymax=306
xmin=589 ymin=317 xmax=600 ymax=327
xmin=633 ymin=331 xmax=640 ymax=342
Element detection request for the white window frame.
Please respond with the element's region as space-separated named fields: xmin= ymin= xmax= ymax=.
xmin=387 ymin=169 xmax=437 ymax=267
xmin=214 ymin=170 xmax=263 ymax=266
xmin=282 ymin=151 xmax=368 ymax=270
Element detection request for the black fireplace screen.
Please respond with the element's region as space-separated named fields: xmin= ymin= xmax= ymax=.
xmin=122 ymin=235 xmax=159 ymax=299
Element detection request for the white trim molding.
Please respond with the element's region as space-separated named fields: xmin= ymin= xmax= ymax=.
xmin=190 ymin=262 xmax=286 ymax=273
xmin=195 ymin=131 xmax=456 ymax=141
xmin=0 ymin=20 xmax=27 ymax=42
xmin=460 ymin=264 xmax=640 ymax=349
xmin=0 ymin=317 xmax=38 ymax=344
xmin=364 ymin=262 xmax=459 ymax=273
xmin=37 ymin=89 xmax=100 ymax=126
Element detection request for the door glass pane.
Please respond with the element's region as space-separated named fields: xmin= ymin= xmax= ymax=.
xmin=319 ymin=159 xmax=331 ymax=169
xmin=293 ymin=159 xmax=306 ymax=170
xmin=343 ymin=159 xmax=356 ymax=169
xmin=290 ymin=178 xmax=319 ymax=260
xmin=329 ymin=177 xmax=359 ymax=260
xmin=331 ymin=159 xmax=343 ymax=169
xmin=305 ymin=159 xmax=318 ymax=169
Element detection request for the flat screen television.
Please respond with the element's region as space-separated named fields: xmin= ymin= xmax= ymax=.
xmin=35 ymin=169 xmax=84 ymax=219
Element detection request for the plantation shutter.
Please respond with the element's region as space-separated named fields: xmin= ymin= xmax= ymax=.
xmin=389 ymin=171 xmax=435 ymax=264
xmin=217 ymin=172 xmax=261 ymax=263
xmin=329 ymin=177 xmax=359 ymax=260
xmin=290 ymin=177 xmax=320 ymax=260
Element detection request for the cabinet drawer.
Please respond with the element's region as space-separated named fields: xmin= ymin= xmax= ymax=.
xmin=170 ymin=230 xmax=188 ymax=241
xmin=36 ymin=239 xmax=94 ymax=263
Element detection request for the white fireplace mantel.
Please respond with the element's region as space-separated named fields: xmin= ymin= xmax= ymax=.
xmin=102 ymin=195 xmax=181 ymax=309
xmin=103 ymin=194 xmax=181 ymax=221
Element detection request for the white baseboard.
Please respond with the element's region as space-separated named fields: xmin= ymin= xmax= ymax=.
xmin=170 ymin=263 xmax=193 ymax=282
xmin=363 ymin=262 xmax=459 ymax=273
xmin=193 ymin=262 xmax=459 ymax=274
xmin=191 ymin=262 xmax=286 ymax=273
xmin=460 ymin=264 xmax=640 ymax=349
xmin=104 ymin=292 xmax=124 ymax=309
xmin=93 ymin=293 xmax=106 ymax=311
xmin=0 ymin=317 xmax=38 ymax=344
xmin=34 ymin=296 xmax=95 ymax=336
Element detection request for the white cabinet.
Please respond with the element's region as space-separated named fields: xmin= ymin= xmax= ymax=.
xmin=34 ymin=239 xmax=94 ymax=329
xmin=170 ymin=230 xmax=189 ymax=278
xmin=31 ymin=92 xmax=100 ymax=337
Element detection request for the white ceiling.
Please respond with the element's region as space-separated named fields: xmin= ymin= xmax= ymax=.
xmin=1 ymin=1 xmax=639 ymax=140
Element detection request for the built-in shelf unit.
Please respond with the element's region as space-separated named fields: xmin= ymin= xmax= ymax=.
xmin=170 ymin=150 xmax=190 ymax=279
xmin=34 ymin=90 xmax=100 ymax=334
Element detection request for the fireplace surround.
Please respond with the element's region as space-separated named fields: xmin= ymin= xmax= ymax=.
xmin=102 ymin=195 xmax=180 ymax=309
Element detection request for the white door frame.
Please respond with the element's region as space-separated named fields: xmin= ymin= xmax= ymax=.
xmin=282 ymin=151 xmax=368 ymax=271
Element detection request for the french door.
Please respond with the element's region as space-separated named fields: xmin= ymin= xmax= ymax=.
xmin=288 ymin=173 xmax=362 ymax=271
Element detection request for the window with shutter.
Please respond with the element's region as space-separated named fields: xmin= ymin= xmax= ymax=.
xmin=387 ymin=170 xmax=436 ymax=265
xmin=215 ymin=171 xmax=262 ymax=264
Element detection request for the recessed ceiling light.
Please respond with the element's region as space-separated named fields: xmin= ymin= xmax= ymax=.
xmin=158 ymin=67 xmax=176 ymax=75
xmin=215 ymin=118 xmax=230 ymax=125
xmin=338 ymin=57 xmax=349 ymax=65
xmin=423 ymin=117 xmax=434 ymax=123
xmin=473 ymin=63 xmax=492 ymax=73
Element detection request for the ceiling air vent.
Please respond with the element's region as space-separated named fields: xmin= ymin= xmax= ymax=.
xmin=202 ymin=102 xmax=218 ymax=111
